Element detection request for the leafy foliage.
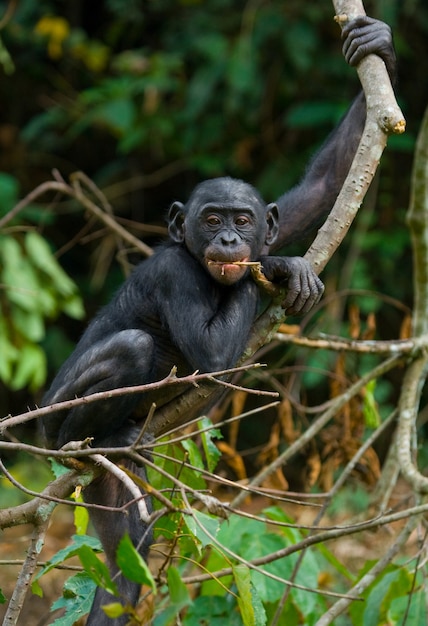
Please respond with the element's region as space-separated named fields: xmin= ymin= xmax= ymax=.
xmin=0 ymin=173 xmax=84 ymax=389
xmin=30 ymin=427 xmax=427 ymax=626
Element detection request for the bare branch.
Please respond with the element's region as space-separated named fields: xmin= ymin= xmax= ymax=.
xmin=231 ymin=354 xmax=403 ymax=509
xmin=273 ymin=331 xmax=426 ymax=355
xmin=397 ymin=105 xmax=428 ymax=493
xmin=3 ymin=522 xmax=50 ymax=625
xmin=91 ymin=454 xmax=151 ymax=523
xmin=0 ymin=469 xmax=92 ymax=529
xmin=0 ymin=172 xmax=153 ymax=257
xmin=315 ymin=516 xmax=418 ymax=626
xmin=305 ymin=0 xmax=405 ymax=273
xmin=0 ymin=363 xmax=273 ymax=432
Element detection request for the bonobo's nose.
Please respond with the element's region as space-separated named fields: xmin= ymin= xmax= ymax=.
xmin=220 ymin=230 xmax=239 ymax=246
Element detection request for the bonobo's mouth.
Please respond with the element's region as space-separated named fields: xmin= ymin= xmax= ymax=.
xmin=207 ymin=257 xmax=249 ymax=274
xmin=206 ymin=257 xmax=250 ymax=284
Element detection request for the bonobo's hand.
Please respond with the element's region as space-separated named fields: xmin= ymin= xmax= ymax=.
xmin=259 ymin=256 xmax=324 ymax=315
xmin=342 ymin=16 xmax=396 ymax=82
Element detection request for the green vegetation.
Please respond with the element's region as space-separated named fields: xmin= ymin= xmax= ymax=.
xmin=1 ymin=1 xmax=428 ymax=624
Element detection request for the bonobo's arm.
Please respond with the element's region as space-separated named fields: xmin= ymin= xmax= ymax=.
xmin=260 ymin=255 xmax=324 ymax=315
xmin=270 ymin=17 xmax=396 ymax=251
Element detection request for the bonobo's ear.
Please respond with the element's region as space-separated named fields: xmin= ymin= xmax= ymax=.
xmin=265 ymin=203 xmax=279 ymax=246
xmin=168 ymin=201 xmax=186 ymax=243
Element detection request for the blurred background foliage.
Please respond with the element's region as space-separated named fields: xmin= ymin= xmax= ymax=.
xmin=0 ymin=0 xmax=427 ymax=446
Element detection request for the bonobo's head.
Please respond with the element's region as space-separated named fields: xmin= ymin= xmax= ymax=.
xmin=168 ymin=177 xmax=279 ymax=285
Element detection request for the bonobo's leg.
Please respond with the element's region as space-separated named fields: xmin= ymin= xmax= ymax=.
xmin=42 ymin=329 xmax=154 ymax=448
xmin=85 ymin=427 xmax=153 ymax=626
xmin=42 ymin=331 xmax=155 ymax=623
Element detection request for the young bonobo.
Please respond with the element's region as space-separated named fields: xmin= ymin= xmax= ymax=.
xmin=41 ymin=15 xmax=396 ymax=626
xmin=42 ymin=177 xmax=323 ymax=623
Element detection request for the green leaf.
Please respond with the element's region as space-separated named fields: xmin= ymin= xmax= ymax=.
xmin=49 ymin=457 xmax=70 ymax=479
xmin=389 ymin=582 xmax=427 ymax=625
xmin=243 ymin=533 xmax=293 ymax=604
xmin=184 ymin=595 xmax=243 ymax=626
xmin=363 ymin=379 xmax=381 ymax=428
xmin=363 ymin=566 xmax=412 ymax=626
xmin=0 ymin=323 xmax=19 ymax=384
xmin=116 ymin=533 xmax=156 ymax=591
xmin=199 ymin=417 xmax=222 ymax=473
xmin=33 ymin=534 xmax=102 ymax=587
xmin=24 ymin=231 xmax=78 ymax=297
xmin=0 ymin=172 xmax=19 ymax=216
xmin=185 ymin=509 xmax=220 ymax=548
xmin=93 ymin=99 xmax=137 ymax=135
xmin=101 ymin=603 xmax=127 ymax=619
xmin=50 ymin=572 xmax=96 ymax=626
xmin=12 ymin=307 xmax=45 ymax=342
xmin=78 ymin=545 xmax=119 ymax=597
xmin=72 ymin=491 xmax=90 ymax=535
xmin=0 ymin=236 xmax=40 ymax=312
xmin=154 ymin=567 xmax=191 ymax=626
xmin=10 ymin=343 xmax=46 ymax=390
xmin=149 ymin=439 xmax=206 ymax=494
xmin=234 ymin=564 xmax=267 ymax=626
xmin=61 ymin=292 xmax=85 ymax=320
xmin=168 ymin=566 xmax=190 ymax=606
xmin=182 ymin=438 xmax=204 ymax=472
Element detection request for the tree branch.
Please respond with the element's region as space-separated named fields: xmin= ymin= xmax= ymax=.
xmin=148 ymin=0 xmax=405 ymax=435
xmin=231 ymin=354 xmax=403 ymax=509
xmin=305 ymin=0 xmax=405 ymax=273
xmin=396 ymin=105 xmax=428 ymax=493
xmin=0 ymin=171 xmax=153 ymax=257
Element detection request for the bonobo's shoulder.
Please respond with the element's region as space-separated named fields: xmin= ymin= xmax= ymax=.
xmin=133 ymin=241 xmax=196 ymax=278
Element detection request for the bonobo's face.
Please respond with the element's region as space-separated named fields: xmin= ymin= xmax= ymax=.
xmin=197 ymin=204 xmax=257 ymax=285
xmin=168 ymin=178 xmax=279 ymax=286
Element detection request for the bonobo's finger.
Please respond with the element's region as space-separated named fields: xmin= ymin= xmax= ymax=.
xmin=280 ymin=270 xmax=308 ymax=313
xmin=296 ymin=275 xmax=324 ymax=314
xmin=343 ymin=30 xmax=379 ymax=66
xmin=341 ymin=17 xmax=395 ymax=77
xmin=282 ymin=273 xmax=324 ymax=316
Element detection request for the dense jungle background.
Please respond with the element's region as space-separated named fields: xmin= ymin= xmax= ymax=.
xmin=1 ymin=0 xmax=426 ymax=415
xmin=1 ymin=0 xmax=428 ymax=625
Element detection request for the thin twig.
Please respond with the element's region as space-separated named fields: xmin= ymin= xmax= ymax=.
xmin=0 ymin=363 xmax=271 ymax=432
xmin=274 ymin=332 xmax=423 ymax=355
xmin=315 ymin=516 xmax=418 ymax=626
xmin=90 ymin=454 xmax=150 ymax=523
xmin=231 ymin=354 xmax=403 ymax=509
xmin=3 ymin=521 xmax=50 ymax=626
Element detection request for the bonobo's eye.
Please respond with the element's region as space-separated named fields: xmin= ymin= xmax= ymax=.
xmin=206 ymin=215 xmax=222 ymax=226
xmin=235 ymin=215 xmax=250 ymax=227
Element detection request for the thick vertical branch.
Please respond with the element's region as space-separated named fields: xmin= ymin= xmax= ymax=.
xmin=397 ymin=105 xmax=428 ymax=493
xmin=407 ymin=106 xmax=428 ymax=336
xmin=149 ymin=0 xmax=404 ymax=437
xmin=305 ymin=0 xmax=405 ymax=272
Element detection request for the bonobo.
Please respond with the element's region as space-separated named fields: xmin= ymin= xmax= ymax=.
xmin=42 ymin=177 xmax=323 ymax=622
xmin=41 ymin=15 xmax=396 ymax=626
